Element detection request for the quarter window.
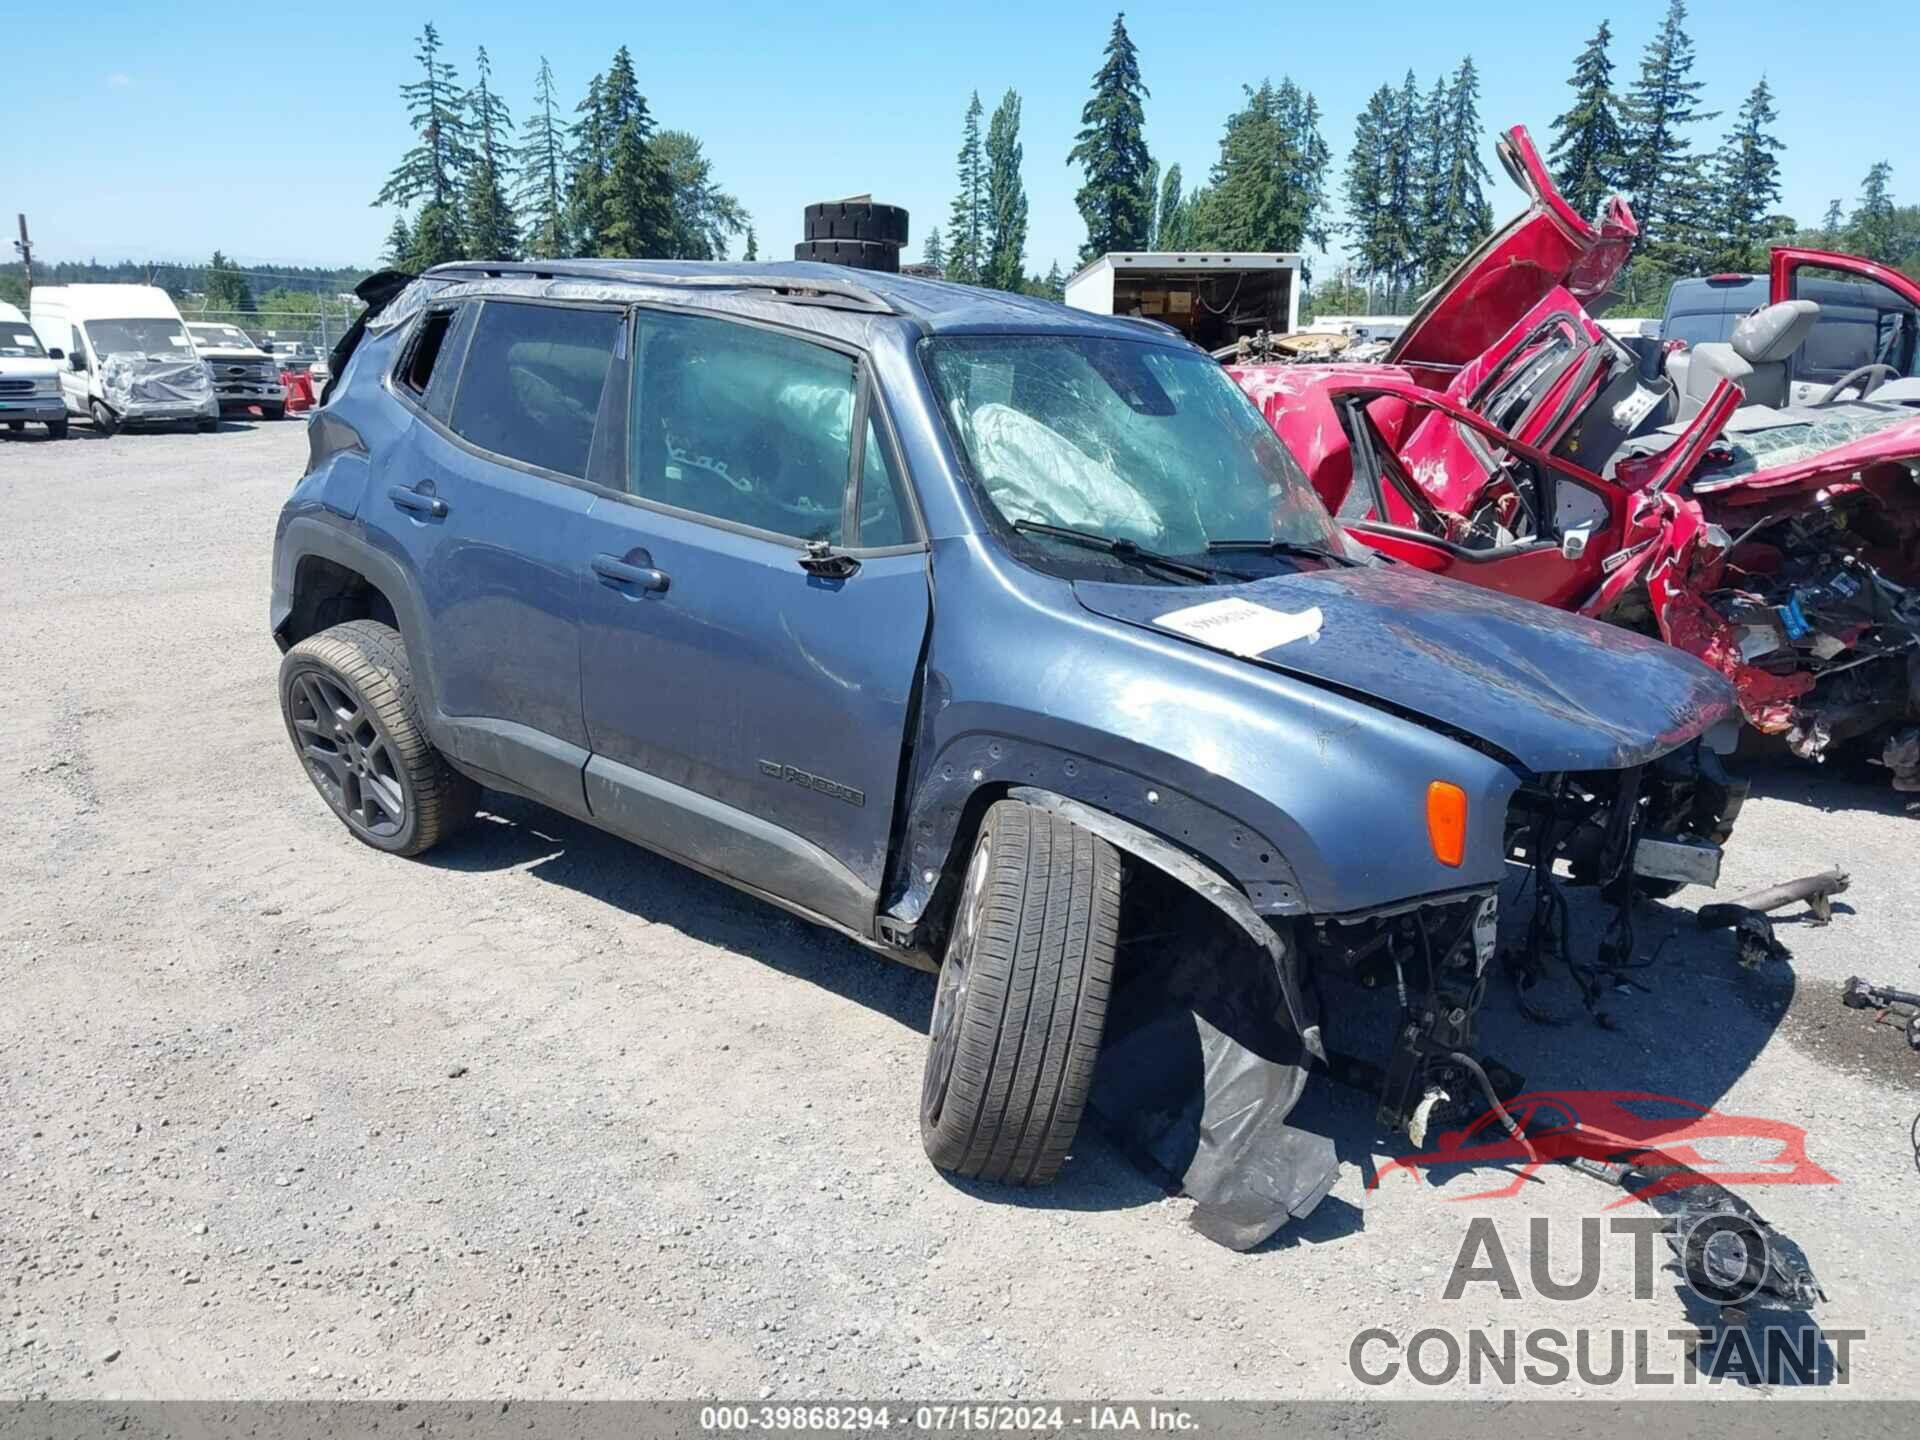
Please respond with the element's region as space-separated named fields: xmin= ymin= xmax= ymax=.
xmin=397 ymin=309 xmax=452 ymax=398
xmin=628 ymin=309 xmax=856 ymax=543
xmin=448 ymin=302 xmax=620 ymax=479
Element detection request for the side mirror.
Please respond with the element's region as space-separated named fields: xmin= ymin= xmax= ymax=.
xmin=47 ymin=347 xmax=64 ymax=361
xmin=1560 ymin=524 xmax=1594 ymax=561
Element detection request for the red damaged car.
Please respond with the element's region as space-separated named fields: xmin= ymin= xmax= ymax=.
xmin=1232 ymin=126 xmax=1920 ymax=792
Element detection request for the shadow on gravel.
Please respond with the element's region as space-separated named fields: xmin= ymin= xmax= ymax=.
xmin=1740 ymin=744 xmax=1916 ymax=819
xmin=421 ymin=787 xmax=1844 ymax=1272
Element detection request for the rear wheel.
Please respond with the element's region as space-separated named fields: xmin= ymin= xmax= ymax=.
xmin=920 ymin=799 xmax=1121 ymax=1186
xmin=279 ymin=620 xmax=476 ymax=856
xmin=89 ymin=400 xmax=118 ymax=436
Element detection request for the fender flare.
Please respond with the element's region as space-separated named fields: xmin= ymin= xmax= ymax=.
xmin=1010 ymin=786 xmax=1322 ymax=1065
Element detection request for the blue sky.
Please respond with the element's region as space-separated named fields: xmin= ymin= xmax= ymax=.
xmin=5 ymin=1 xmax=1912 ymax=277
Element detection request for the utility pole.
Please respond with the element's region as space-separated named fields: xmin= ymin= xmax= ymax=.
xmin=14 ymin=214 xmax=32 ymax=292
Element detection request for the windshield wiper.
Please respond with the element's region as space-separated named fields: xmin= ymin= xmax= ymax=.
xmin=1013 ymin=520 xmax=1245 ymax=584
xmin=1205 ymin=536 xmax=1364 ymax=568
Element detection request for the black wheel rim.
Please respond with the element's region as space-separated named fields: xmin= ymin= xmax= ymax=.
xmin=922 ymin=833 xmax=991 ymax=1128
xmin=288 ymin=669 xmax=408 ymax=839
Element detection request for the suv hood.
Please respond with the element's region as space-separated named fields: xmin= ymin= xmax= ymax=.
xmin=1074 ymin=564 xmax=1735 ymax=774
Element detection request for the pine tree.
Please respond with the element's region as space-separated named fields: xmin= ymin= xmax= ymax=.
xmin=204 ymin=251 xmax=255 ymax=313
xmin=1041 ymin=259 xmax=1066 ymax=301
xmin=596 ymin=49 xmax=673 ymax=259
xmin=922 ymin=226 xmax=945 ymax=271
xmin=383 ymin=213 xmax=415 ymax=269
xmin=982 ymin=90 xmax=1029 ymax=291
xmin=410 ymin=201 xmax=466 ymax=270
xmin=1200 ymin=80 xmax=1327 ymax=254
xmin=565 ymin=73 xmax=611 ymax=255
xmin=1711 ymin=77 xmax=1784 ymax=271
xmin=516 ymin=57 xmax=569 ymax=258
xmin=1621 ymin=0 xmax=1717 ymax=251
xmin=374 ymin=23 xmax=472 ymax=219
xmin=1849 ymin=161 xmax=1896 ymax=261
xmin=1819 ymin=198 xmax=1845 ymax=244
xmin=1342 ymin=86 xmax=1396 ymax=287
xmin=1067 ymin=12 xmax=1153 ymax=261
xmin=1377 ymin=71 xmax=1424 ymax=295
xmin=1549 ymin=21 xmax=1626 ymax=224
xmin=1419 ymin=58 xmax=1493 ymax=282
xmin=655 ymin=131 xmax=745 ymax=260
xmin=947 ymin=93 xmax=986 ymax=284
xmin=743 ymin=225 xmax=759 ymax=262
xmin=1155 ymin=163 xmax=1185 ymax=250
xmin=1413 ymin=73 xmax=1451 ymax=279
xmin=462 ymin=47 xmax=520 ymax=261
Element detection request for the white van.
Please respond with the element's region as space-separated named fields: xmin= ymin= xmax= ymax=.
xmin=0 ymin=301 xmax=69 ymax=439
xmin=30 ymin=284 xmax=219 ymax=435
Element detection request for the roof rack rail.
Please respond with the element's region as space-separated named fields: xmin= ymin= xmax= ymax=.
xmin=424 ymin=261 xmax=897 ymax=316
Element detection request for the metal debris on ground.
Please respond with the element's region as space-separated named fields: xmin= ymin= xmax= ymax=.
xmin=1840 ymin=974 xmax=1920 ymax=1052
xmin=1695 ymin=867 xmax=1851 ymax=968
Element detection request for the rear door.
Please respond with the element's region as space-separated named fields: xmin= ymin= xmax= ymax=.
xmin=377 ymin=296 xmax=624 ymax=808
xmin=574 ymin=305 xmax=930 ymax=931
xmin=1772 ymin=248 xmax=1920 ymax=402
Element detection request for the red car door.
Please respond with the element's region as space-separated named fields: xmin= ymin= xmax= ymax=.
xmin=1325 ymin=380 xmax=1631 ymax=610
xmin=1769 ymin=247 xmax=1920 ymax=400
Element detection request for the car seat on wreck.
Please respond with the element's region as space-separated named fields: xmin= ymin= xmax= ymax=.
xmin=1672 ymin=299 xmax=1821 ymax=421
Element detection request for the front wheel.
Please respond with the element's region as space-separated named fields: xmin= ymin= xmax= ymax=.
xmin=920 ymin=799 xmax=1122 ymax=1186
xmin=47 ymin=417 xmax=69 ymax=439
xmin=279 ymin=620 xmax=476 ymax=856
xmin=89 ymin=400 xmax=118 ymax=436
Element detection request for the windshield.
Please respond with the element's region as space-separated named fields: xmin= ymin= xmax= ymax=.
xmin=190 ymin=324 xmax=258 ymax=351
xmin=0 ymin=326 xmax=46 ymax=359
xmin=923 ymin=334 xmax=1345 ymax=567
xmin=85 ymin=318 xmax=193 ymax=359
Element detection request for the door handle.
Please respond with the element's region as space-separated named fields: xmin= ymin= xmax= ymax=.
xmin=592 ymin=552 xmax=670 ymax=593
xmin=388 ymin=484 xmax=448 ymax=518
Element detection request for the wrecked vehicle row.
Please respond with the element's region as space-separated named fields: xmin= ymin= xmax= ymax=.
xmin=1233 ymin=126 xmax=1920 ymax=793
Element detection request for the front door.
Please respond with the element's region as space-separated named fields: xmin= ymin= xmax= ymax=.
xmin=576 ymin=305 xmax=930 ymax=931
xmin=60 ymin=325 xmax=91 ymax=415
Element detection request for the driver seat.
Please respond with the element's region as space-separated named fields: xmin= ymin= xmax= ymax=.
xmin=1676 ymin=299 xmax=1820 ymax=420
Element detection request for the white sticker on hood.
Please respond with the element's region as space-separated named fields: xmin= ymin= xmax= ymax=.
xmin=1154 ymin=597 xmax=1324 ymax=656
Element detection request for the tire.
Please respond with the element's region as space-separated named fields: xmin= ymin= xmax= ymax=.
xmin=793 ymin=238 xmax=901 ymax=273
xmin=278 ymin=619 xmax=477 ymax=857
xmin=263 ymin=403 xmax=287 ymax=421
xmin=803 ymin=200 xmax=909 ymax=247
xmin=5 ymin=421 xmax=21 ymax=432
xmin=89 ymin=400 xmax=118 ymax=436
xmin=920 ymin=799 xmax=1122 ymax=1186
xmin=197 ymin=418 xmax=219 ymax=432
xmin=47 ymin=417 xmax=69 ymax=440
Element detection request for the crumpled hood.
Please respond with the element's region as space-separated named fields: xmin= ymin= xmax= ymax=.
xmin=1075 ymin=563 xmax=1736 ymax=774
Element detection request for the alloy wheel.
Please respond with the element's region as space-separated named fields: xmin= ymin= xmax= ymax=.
xmin=287 ymin=669 xmax=409 ymax=839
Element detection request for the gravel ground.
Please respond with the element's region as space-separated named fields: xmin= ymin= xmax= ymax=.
xmin=2 ymin=419 xmax=1917 ymax=1402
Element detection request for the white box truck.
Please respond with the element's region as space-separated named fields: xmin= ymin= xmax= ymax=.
xmin=30 ymin=284 xmax=219 ymax=435
xmin=0 ymin=301 xmax=69 ymax=439
xmin=1064 ymin=252 xmax=1302 ymax=355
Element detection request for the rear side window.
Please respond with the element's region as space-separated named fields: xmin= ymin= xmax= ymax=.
xmin=397 ymin=309 xmax=453 ymax=397
xmin=628 ymin=309 xmax=856 ymax=543
xmin=449 ymin=301 xmax=621 ymax=479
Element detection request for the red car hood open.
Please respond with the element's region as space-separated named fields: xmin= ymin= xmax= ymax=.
xmin=1389 ymin=126 xmax=1637 ymax=386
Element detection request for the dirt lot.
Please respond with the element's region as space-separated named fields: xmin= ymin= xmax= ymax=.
xmin=3 ymin=419 xmax=1918 ymax=1402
